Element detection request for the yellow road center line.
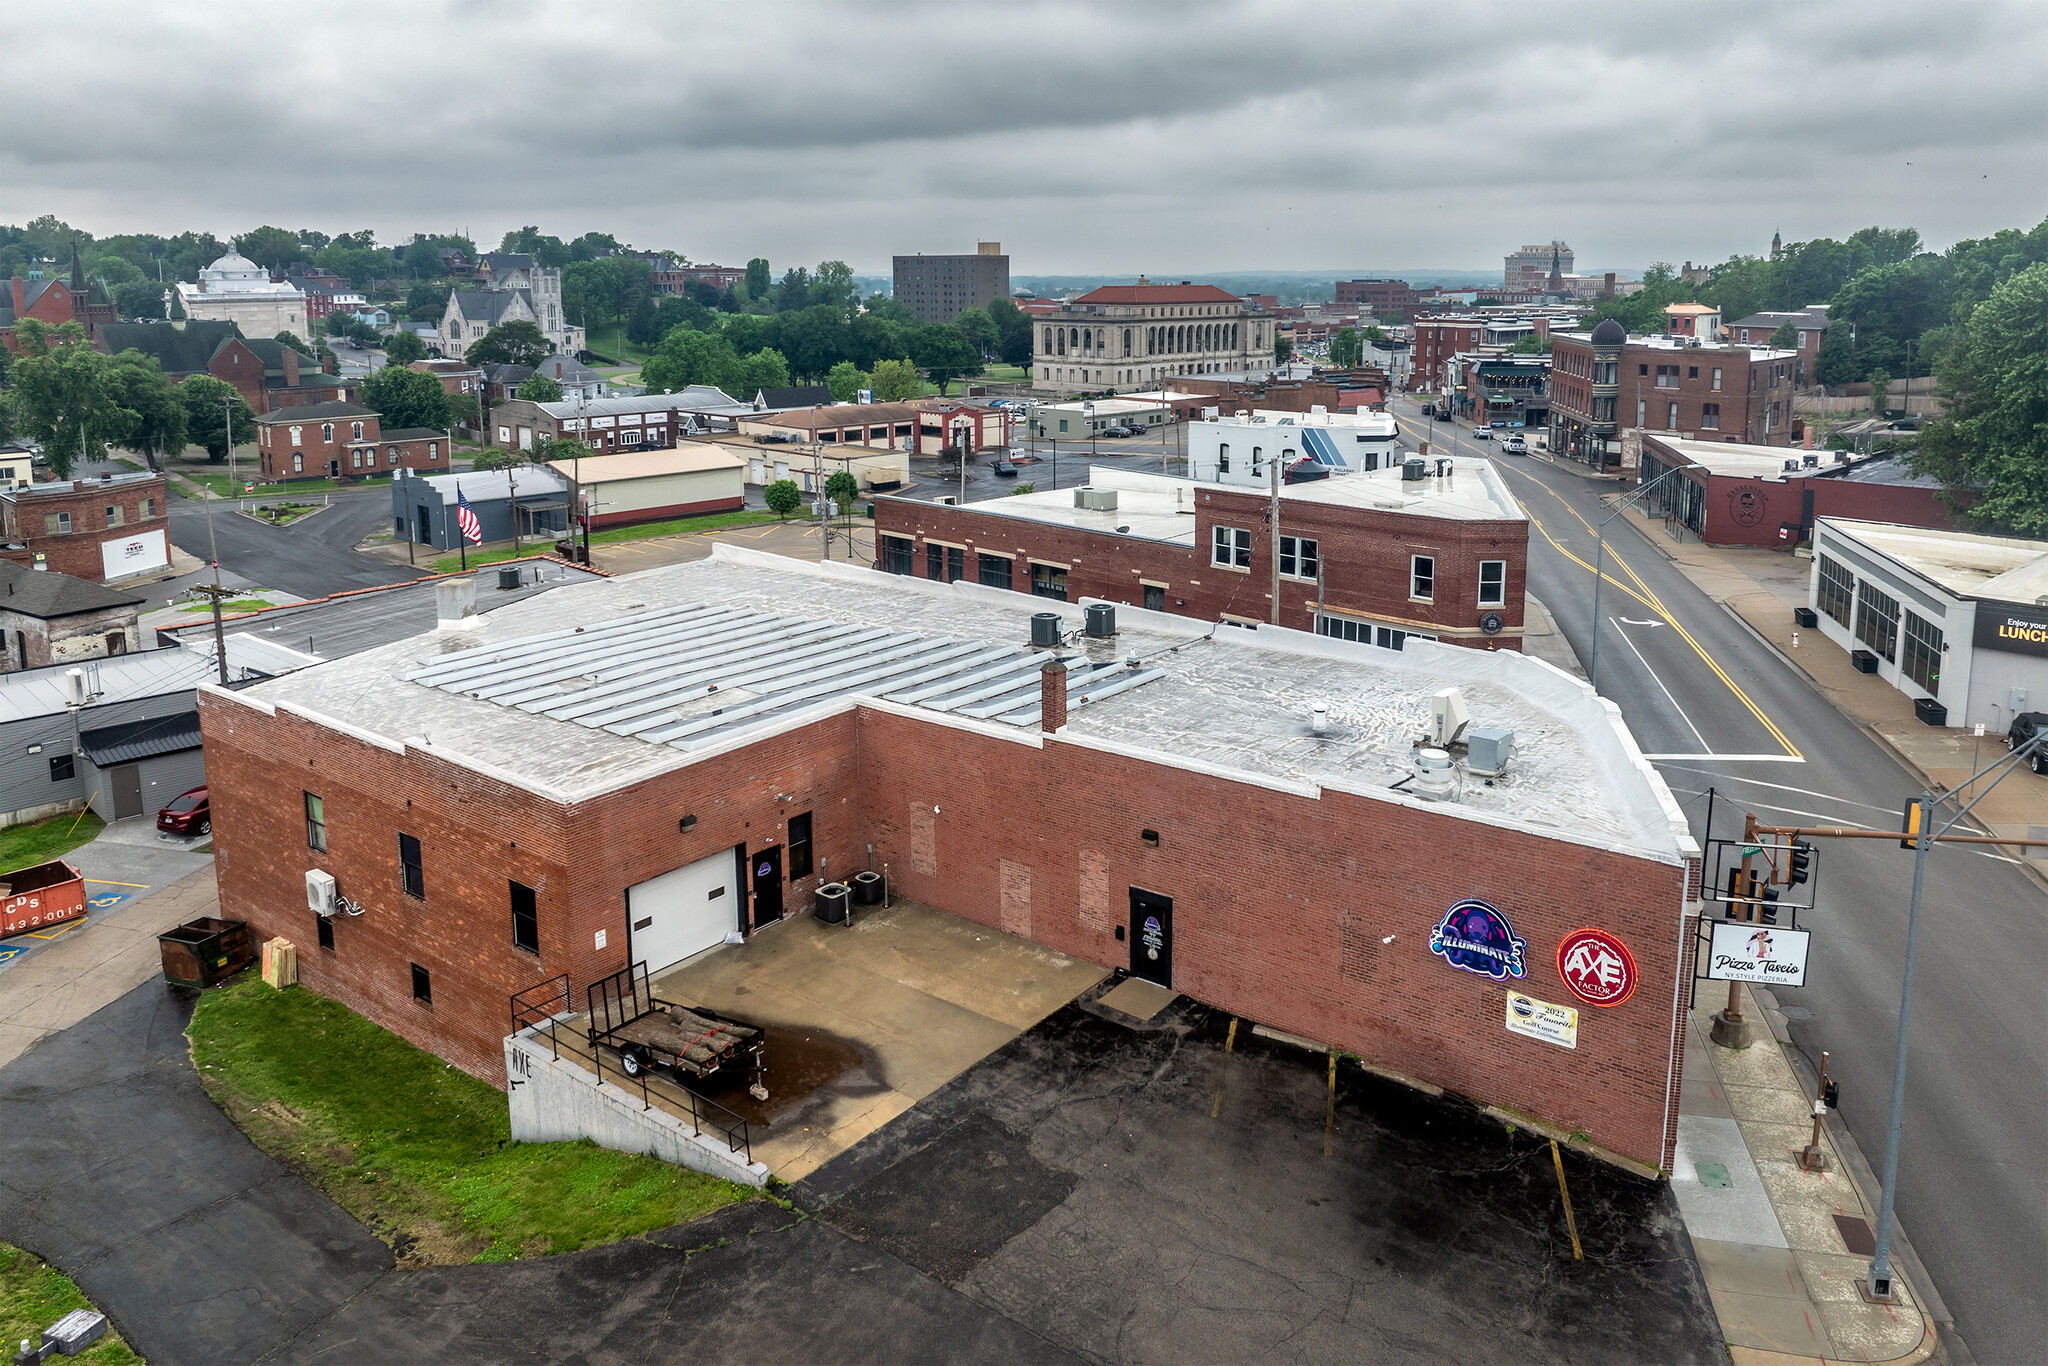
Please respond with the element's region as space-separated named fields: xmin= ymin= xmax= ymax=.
xmin=1551 ymin=1139 xmax=1584 ymax=1259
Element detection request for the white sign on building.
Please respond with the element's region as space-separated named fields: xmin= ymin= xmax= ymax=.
xmin=1504 ymin=991 xmax=1578 ymax=1049
xmin=100 ymin=529 xmax=168 ymax=581
xmin=1705 ymin=921 xmax=1811 ymax=988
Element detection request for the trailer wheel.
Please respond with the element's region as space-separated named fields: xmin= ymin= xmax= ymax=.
xmin=619 ymin=1046 xmax=648 ymax=1078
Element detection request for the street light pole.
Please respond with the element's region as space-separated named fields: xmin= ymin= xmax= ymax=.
xmin=1588 ymin=463 xmax=1692 ymax=691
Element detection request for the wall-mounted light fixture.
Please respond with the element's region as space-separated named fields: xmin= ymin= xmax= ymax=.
xmin=679 ymin=814 xmax=697 ymax=831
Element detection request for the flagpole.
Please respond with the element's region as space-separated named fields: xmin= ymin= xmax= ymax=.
xmin=458 ymin=484 xmax=468 ymax=571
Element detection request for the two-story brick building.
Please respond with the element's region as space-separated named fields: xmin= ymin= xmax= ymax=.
xmin=1549 ymin=321 xmax=1800 ymax=468
xmin=95 ymin=323 xmax=351 ymax=414
xmin=0 ymin=472 xmax=172 ymax=584
xmin=875 ymin=462 xmax=1528 ymax=652
xmin=253 ymin=402 xmax=447 ymax=482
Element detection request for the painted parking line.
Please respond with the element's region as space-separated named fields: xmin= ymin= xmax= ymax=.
xmin=86 ymin=877 xmax=152 ymax=888
xmin=1653 ymin=766 xmax=1896 ymax=813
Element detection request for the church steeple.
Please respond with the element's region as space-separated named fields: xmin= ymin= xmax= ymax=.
xmin=1771 ymin=229 xmax=1783 ymax=259
xmin=1546 ymin=242 xmax=1564 ymax=290
xmin=69 ymin=235 xmax=86 ymax=291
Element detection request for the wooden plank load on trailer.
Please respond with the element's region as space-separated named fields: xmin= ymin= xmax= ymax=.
xmin=585 ymin=961 xmax=768 ymax=1098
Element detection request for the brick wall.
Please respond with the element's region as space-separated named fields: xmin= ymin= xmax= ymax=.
xmin=0 ymin=603 xmax=141 ymax=670
xmin=203 ymin=686 xmax=1692 ymax=1171
xmin=876 ymin=490 xmax=1527 ymax=648
xmin=256 ymin=412 xmax=378 ymax=480
xmin=0 ymin=477 xmax=170 ymax=582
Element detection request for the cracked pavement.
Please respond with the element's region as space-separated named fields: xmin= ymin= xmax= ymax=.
xmin=1 ymin=978 xmax=1718 ymax=1363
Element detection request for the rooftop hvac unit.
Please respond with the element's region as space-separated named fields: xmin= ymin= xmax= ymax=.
xmin=1402 ymin=458 xmax=1427 ymax=482
xmin=1073 ymin=487 xmax=1118 ymax=512
xmin=1030 ymin=611 xmax=1063 ymax=648
xmin=1412 ymin=748 xmax=1458 ymax=801
xmin=1084 ymin=602 xmax=1116 ymax=638
xmin=1803 ymin=453 xmax=1820 ymax=468
xmin=1783 ymin=459 xmax=1799 ymax=472
xmin=1429 ymin=688 xmax=1470 ymax=746
xmin=1466 ymin=728 xmax=1514 ymax=777
xmin=306 ymin=869 xmax=337 ymax=917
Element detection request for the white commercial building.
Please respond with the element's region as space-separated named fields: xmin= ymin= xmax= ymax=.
xmin=1187 ymin=407 xmax=1407 ymax=486
xmin=174 ymin=251 xmax=306 ymax=338
xmin=1809 ymin=517 xmax=2048 ymax=732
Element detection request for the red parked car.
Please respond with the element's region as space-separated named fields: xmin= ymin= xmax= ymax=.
xmin=156 ymin=786 xmax=210 ymax=837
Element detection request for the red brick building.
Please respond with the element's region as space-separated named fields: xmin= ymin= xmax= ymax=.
xmin=1637 ymin=435 xmax=1968 ymax=547
xmin=95 ymin=322 xmax=351 ymax=415
xmin=1333 ymin=279 xmax=1437 ymax=315
xmin=199 ymin=549 xmax=1702 ymax=1172
xmin=1411 ymin=317 xmax=1487 ymax=390
xmin=876 ymin=465 xmax=1528 ymax=652
xmin=1550 ymin=325 xmax=1799 ymax=466
xmin=0 ymin=247 xmax=118 ymax=352
xmin=0 ymin=472 xmax=172 ymax=583
xmin=253 ymin=402 xmax=447 ymax=482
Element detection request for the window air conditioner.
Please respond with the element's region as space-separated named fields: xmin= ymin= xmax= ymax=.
xmin=306 ymin=869 xmax=337 ymax=917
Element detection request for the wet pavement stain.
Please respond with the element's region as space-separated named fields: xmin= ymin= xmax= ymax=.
xmin=692 ymin=1025 xmax=885 ymax=1131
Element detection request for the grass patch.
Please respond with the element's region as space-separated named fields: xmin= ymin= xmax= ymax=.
xmin=0 ymin=1244 xmax=141 ymax=1365
xmin=0 ymin=810 xmax=105 ymax=875
xmin=426 ymin=509 xmax=786 ymax=572
xmin=189 ymin=977 xmax=752 ymax=1264
xmin=186 ymin=473 xmax=345 ymax=499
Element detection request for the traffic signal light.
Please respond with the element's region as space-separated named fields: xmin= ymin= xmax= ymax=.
xmin=1788 ymin=840 xmax=1813 ymax=887
xmin=1900 ymin=797 xmax=1925 ymax=849
xmin=1759 ymin=886 xmax=1780 ymax=925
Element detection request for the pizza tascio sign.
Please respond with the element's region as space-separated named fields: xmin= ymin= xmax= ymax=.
xmin=1555 ymin=928 xmax=1637 ymax=1008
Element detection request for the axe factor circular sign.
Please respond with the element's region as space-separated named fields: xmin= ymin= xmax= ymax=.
xmin=1555 ymin=928 xmax=1638 ymax=1007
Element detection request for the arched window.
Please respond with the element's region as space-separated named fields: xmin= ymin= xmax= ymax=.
xmin=293 ymin=453 xmax=303 ymax=473
xmin=1217 ymin=442 xmax=1230 ymax=472
xmin=1043 ymin=327 xmax=1053 ymax=353
xmin=1057 ymin=329 xmax=1066 ymax=355
xmin=321 ymin=423 xmax=333 ymax=442
xmin=1123 ymin=328 xmax=1132 ymax=357
xmin=352 ymin=422 xmax=364 ymax=440
xmin=1251 ymin=446 xmax=1263 ymax=472
xmin=1146 ymin=327 xmax=1155 ymax=355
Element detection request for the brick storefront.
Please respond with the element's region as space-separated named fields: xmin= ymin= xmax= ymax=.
xmin=254 ymin=403 xmax=446 ymax=482
xmin=1552 ymin=335 xmax=1799 ymax=450
xmin=0 ymin=473 xmax=171 ymax=583
xmin=875 ymin=483 xmax=1527 ymax=650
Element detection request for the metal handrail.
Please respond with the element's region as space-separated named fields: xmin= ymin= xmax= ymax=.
xmin=508 ymin=973 xmax=569 ymax=1061
xmin=581 ymin=962 xmax=754 ymax=1162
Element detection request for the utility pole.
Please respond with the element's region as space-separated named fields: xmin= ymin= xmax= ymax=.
xmin=1708 ymin=811 xmax=1762 ymax=1046
xmin=507 ymin=464 xmax=521 ymax=559
xmin=402 ymin=465 xmax=415 ymax=567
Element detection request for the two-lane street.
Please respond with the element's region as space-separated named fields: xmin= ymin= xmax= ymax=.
xmin=1390 ymin=395 xmax=2048 ymax=1363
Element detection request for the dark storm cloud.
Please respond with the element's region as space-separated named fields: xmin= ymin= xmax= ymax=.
xmin=1 ymin=0 xmax=2042 ymax=272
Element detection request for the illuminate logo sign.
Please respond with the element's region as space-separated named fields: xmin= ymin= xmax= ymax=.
xmin=1556 ymin=928 xmax=1638 ymax=1007
xmin=1428 ymin=899 xmax=1527 ymax=981
xmin=1141 ymin=915 xmax=1164 ymax=961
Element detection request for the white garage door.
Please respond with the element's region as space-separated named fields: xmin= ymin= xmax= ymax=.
xmin=626 ymin=850 xmax=738 ymax=973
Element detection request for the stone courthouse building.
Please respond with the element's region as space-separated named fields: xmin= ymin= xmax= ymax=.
xmin=1033 ymin=281 xmax=1277 ymax=392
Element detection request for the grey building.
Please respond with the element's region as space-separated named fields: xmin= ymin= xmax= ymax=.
xmin=77 ymin=711 xmax=206 ymax=824
xmin=892 ymin=243 xmax=1011 ymax=324
xmin=391 ymin=468 xmax=572 ymax=552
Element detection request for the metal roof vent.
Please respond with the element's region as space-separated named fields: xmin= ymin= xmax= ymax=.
xmin=1412 ymin=748 xmax=1457 ymax=802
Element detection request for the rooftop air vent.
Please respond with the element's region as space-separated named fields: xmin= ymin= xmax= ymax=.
xmin=1412 ymin=748 xmax=1458 ymax=802
xmin=1429 ymin=688 xmax=1470 ymax=747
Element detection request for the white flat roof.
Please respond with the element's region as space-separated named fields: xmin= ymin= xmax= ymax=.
xmin=1646 ymin=437 xmax=1818 ymax=478
xmin=1038 ymin=398 xmax=1166 ymax=415
xmin=1819 ymin=517 xmax=2048 ymax=602
xmin=911 ymin=462 xmax=1521 ymax=549
xmin=543 ymin=447 xmax=744 ymax=483
xmin=216 ymin=545 xmax=1687 ymax=860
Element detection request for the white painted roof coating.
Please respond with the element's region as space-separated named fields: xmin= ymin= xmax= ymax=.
xmin=1821 ymin=517 xmax=2048 ymax=601
xmin=212 ymin=545 xmax=1690 ymax=861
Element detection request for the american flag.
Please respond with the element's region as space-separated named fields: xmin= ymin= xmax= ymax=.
xmin=455 ymin=487 xmax=483 ymax=545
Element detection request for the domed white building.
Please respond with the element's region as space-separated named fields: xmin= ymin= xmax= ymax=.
xmin=175 ymin=250 xmax=307 ymax=338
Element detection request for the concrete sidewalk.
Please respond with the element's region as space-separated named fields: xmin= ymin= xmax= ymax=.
xmin=1677 ymin=981 xmax=1937 ymax=1365
xmin=1614 ymin=503 xmax=2048 ymax=864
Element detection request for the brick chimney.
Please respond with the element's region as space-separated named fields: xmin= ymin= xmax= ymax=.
xmin=1039 ymin=659 xmax=1067 ymax=733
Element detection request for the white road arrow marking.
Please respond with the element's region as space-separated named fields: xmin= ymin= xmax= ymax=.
xmin=1619 ymin=616 xmax=1663 ymax=627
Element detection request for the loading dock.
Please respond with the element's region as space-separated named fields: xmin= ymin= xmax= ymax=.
xmin=625 ymin=848 xmax=742 ymax=973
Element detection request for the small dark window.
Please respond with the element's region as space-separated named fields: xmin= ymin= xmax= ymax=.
xmin=511 ymin=880 xmax=538 ymax=953
xmin=1141 ymin=829 xmax=1160 ymax=847
xmin=399 ymin=832 xmax=424 ymax=899
xmin=410 ymin=963 xmax=432 ymax=1004
xmin=881 ymin=535 xmax=913 ymax=575
xmin=927 ymin=542 xmax=944 ymax=580
xmin=977 ymin=553 xmax=1013 ymax=590
xmin=1143 ymin=584 xmax=1165 ymax=611
xmin=946 ymin=546 xmax=964 ymax=583
xmin=1638 ymin=364 xmax=1648 ymax=375
xmin=49 ymin=753 xmax=74 ymax=782
xmin=788 ymin=812 xmax=813 ymax=879
xmin=317 ymin=914 xmax=335 ymax=950
xmin=305 ymin=792 xmax=326 ymax=851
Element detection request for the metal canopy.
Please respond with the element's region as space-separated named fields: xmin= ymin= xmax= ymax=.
xmin=401 ymin=602 xmax=1164 ymax=750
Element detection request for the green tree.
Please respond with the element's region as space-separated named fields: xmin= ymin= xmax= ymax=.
xmin=7 ymin=321 xmax=132 ymax=477
xmin=985 ymin=297 xmax=1034 ymax=366
xmin=1911 ymin=262 xmax=2048 ymax=533
xmin=383 ymin=330 xmax=428 ymax=364
xmin=1362 ymin=324 xmax=1387 ymax=342
xmin=325 ymin=313 xmax=379 ymax=347
xmin=773 ymin=266 xmax=812 ymax=313
xmin=113 ymin=279 xmax=168 ymax=320
xmin=869 ymin=358 xmax=921 ymax=402
xmin=406 ymin=278 xmax=453 ymax=320
xmin=910 ymin=323 xmax=981 ymax=394
xmin=826 ymin=360 xmax=869 ymax=403
xmin=731 ymin=348 xmax=791 ymax=394
xmin=176 ymin=374 xmax=257 ymax=463
xmin=824 ymin=469 xmax=860 ymax=512
xmin=518 ymin=372 xmax=564 ymax=403
xmin=862 ymin=295 xmax=917 ymax=326
xmin=1769 ymin=320 xmax=1799 ymax=351
xmin=235 ymin=225 xmax=304 ymax=271
xmin=362 ymin=364 xmax=453 ymax=431
xmin=1329 ymin=327 xmax=1363 ymax=368
xmin=745 ymin=258 xmax=771 ymax=301
xmin=106 ymin=349 xmax=187 ymax=468
xmin=466 ymin=320 xmax=551 ymax=368
xmin=274 ymin=330 xmax=308 ymax=352
xmin=642 ymin=328 xmax=738 ymax=393
xmin=1867 ymin=367 xmax=1892 ymax=413
xmin=763 ymin=478 xmax=802 ymax=519
xmin=472 ymin=447 xmax=530 ymax=473
xmin=1274 ymin=335 xmax=1294 ymax=364
xmin=807 ymin=261 xmax=859 ymax=317
xmin=952 ymin=306 xmax=998 ymax=360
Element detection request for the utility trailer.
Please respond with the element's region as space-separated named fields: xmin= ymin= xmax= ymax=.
xmin=586 ymin=962 xmax=768 ymax=1099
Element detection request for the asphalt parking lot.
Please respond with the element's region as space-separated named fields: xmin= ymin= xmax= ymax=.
xmin=2 ymin=978 xmax=1720 ymax=1363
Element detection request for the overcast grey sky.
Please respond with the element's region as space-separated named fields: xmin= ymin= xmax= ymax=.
xmin=5 ymin=0 xmax=2044 ymax=275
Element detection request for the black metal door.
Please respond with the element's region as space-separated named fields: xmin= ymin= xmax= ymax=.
xmin=1128 ymin=887 xmax=1172 ymax=986
xmin=751 ymin=846 xmax=783 ymax=929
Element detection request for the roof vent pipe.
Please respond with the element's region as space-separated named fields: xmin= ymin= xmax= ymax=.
xmin=1311 ymin=703 xmax=1329 ymax=736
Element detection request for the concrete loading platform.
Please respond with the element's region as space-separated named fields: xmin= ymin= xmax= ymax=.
xmin=514 ymin=899 xmax=1108 ymax=1183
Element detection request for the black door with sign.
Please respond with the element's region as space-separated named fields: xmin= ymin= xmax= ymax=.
xmin=1128 ymin=887 xmax=1172 ymax=986
xmin=751 ymin=846 xmax=784 ymax=929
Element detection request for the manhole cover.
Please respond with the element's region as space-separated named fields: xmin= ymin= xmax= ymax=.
xmin=1834 ymin=1213 xmax=1877 ymax=1255
xmin=1694 ymin=1162 xmax=1734 ymax=1189
xmin=1779 ymin=1005 xmax=1813 ymax=1020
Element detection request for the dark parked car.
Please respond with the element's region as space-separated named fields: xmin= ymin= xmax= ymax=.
xmin=989 ymin=458 xmax=1019 ymax=477
xmin=156 ymin=785 xmax=210 ymax=837
xmin=1421 ymin=403 xmax=1436 ymax=416
xmin=2009 ymin=712 xmax=2048 ymax=772
xmin=1099 ymin=425 xmax=1137 ymax=438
